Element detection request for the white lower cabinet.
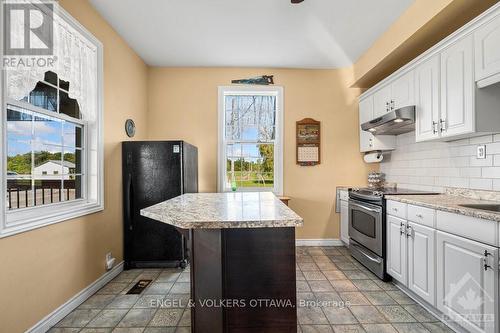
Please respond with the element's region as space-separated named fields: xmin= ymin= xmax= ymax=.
xmin=386 ymin=200 xmax=500 ymax=333
xmin=387 ymin=215 xmax=407 ymax=284
xmin=387 ymin=214 xmax=436 ymax=304
xmin=436 ymin=231 xmax=498 ymax=333
xmin=407 ymin=222 xmax=436 ymax=305
xmin=340 ymin=200 xmax=349 ymax=245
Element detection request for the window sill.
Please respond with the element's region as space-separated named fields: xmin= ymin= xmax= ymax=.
xmin=222 ymin=187 xmax=282 ymax=195
xmin=1 ymin=200 xmax=104 ymax=238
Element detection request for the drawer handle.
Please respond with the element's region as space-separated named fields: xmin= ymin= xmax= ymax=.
xmin=392 ymin=208 xmax=398 ymax=212
xmin=416 ymin=214 xmax=423 ymax=218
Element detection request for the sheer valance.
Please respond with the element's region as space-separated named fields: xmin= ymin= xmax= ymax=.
xmin=6 ymin=9 xmax=98 ymax=122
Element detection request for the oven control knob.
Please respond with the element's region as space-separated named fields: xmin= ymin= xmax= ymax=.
xmin=352 ymin=188 xmax=359 ymax=192
xmin=373 ymin=191 xmax=383 ymax=197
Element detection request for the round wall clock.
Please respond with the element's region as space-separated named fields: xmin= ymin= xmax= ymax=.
xmin=125 ymin=119 xmax=136 ymax=137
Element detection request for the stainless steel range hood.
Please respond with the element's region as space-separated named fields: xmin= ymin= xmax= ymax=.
xmin=361 ymin=106 xmax=416 ymax=135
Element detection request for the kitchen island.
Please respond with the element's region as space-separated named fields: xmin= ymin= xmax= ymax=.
xmin=141 ymin=192 xmax=303 ymax=333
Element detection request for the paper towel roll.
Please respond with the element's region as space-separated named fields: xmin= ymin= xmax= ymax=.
xmin=364 ymin=152 xmax=383 ymax=163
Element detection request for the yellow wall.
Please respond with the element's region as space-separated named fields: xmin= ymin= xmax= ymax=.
xmin=0 ymin=0 xmax=149 ymax=332
xmin=147 ymin=67 xmax=376 ymax=239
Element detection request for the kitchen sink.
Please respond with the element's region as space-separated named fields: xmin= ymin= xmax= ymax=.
xmin=458 ymin=203 xmax=500 ymax=212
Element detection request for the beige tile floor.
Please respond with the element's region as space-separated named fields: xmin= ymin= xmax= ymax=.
xmin=49 ymin=246 xmax=454 ymax=333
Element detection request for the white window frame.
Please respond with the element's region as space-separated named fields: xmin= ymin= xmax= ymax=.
xmin=217 ymin=86 xmax=283 ymax=195
xmin=0 ymin=5 xmax=104 ymax=238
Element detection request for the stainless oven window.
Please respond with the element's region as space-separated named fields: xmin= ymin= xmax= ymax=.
xmin=351 ymin=210 xmax=376 ymax=238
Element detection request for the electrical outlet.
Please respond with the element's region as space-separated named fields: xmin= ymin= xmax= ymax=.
xmin=105 ymin=252 xmax=115 ymax=270
xmin=477 ymin=145 xmax=486 ymax=159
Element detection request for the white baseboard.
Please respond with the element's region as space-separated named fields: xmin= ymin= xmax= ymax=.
xmin=296 ymin=239 xmax=345 ymax=246
xmin=27 ymin=261 xmax=124 ymax=333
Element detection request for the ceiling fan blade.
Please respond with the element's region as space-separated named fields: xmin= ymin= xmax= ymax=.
xmin=291 ymin=0 xmax=304 ymax=3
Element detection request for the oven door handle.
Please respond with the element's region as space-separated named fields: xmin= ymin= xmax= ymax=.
xmin=351 ymin=243 xmax=382 ymax=264
xmin=349 ymin=201 xmax=381 ymax=213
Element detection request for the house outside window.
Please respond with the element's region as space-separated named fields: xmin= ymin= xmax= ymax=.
xmin=0 ymin=3 xmax=104 ymax=238
xmin=218 ymin=86 xmax=283 ymax=195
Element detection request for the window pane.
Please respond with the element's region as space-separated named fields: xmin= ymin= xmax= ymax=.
xmin=7 ymin=177 xmax=34 ymax=209
xmin=225 ymin=95 xmax=276 ymax=141
xmin=7 ymin=141 xmax=32 ymax=176
xmin=44 ymin=71 xmax=58 ymax=86
xmin=63 ymin=122 xmax=83 ymax=148
xmin=60 ymin=91 xmax=81 ymax=119
xmin=33 ymin=115 xmax=62 ymax=146
xmin=63 ymin=147 xmax=81 ymax=174
xmin=7 ymin=112 xmax=34 ymax=209
xmin=29 ymin=82 xmax=57 ymax=112
xmin=64 ymin=175 xmax=82 ymax=200
xmin=34 ymin=176 xmax=62 ymax=205
xmin=7 ymin=109 xmax=32 ymax=142
xmin=241 ymin=126 xmax=258 ymax=141
xmin=225 ymin=143 xmax=274 ymax=189
xmin=34 ymin=145 xmax=63 ymax=178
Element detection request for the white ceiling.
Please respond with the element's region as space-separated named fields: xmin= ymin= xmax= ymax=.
xmin=89 ymin=0 xmax=414 ymax=68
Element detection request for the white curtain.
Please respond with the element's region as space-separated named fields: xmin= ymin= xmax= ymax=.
xmin=5 ymin=10 xmax=98 ymax=123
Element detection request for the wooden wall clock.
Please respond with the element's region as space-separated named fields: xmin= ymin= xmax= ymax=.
xmin=296 ymin=118 xmax=320 ymax=166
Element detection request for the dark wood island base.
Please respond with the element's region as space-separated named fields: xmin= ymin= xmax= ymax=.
xmin=141 ymin=193 xmax=303 ymax=333
xmin=190 ymin=227 xmax=297 ymax=333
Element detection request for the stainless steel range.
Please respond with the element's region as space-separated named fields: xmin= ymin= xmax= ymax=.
xmin=348 ymin=187 xmax=437 ymax=281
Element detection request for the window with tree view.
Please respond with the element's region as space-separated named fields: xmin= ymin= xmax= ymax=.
xmin=220 ymin=88 xmax=282 ymax=193
xmin=6 ymin=71 xmax=83 ymax=210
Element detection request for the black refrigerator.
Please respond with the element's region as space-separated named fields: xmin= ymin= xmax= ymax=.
xmin=122 ymin=141 xmax=198 ymax=269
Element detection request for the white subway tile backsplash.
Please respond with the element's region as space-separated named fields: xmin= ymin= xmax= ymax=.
xmin=470 ymin=155 xmax=493 ymax=167
xmin=380 ymin=131 xmax=500 ymax=192
xmin=460 ymin=167 xmax=482 ymax=178
xmin=486 ymin=142 xmax=500 ymax=154
xmin=494 ymin=155 xmax=500 ymax=166
xmin=482 ymin=167 xmax=500 ymax=179
xmin=470 ymin=178 xmax=493 ymax=190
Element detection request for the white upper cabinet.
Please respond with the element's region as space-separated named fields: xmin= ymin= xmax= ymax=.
xmin=415 ymin=55 xmax=441 ymax=142
xmin=359 ymin=96 xmax=374 ymax=124
xmin=359 ymin=95 xmax=395 ymax=152
xmin=391 ymin=71 xmax=415 ymax=109
xmin=371 ymin=72 xmax=414 ymax=119
xmin=475 ymin=13 xmax=500 ymax=86
xmin=436 ymin=231 xmax=498 ymax=333
xmin=373 ymin=85 xmax=392 ymax=118
xmin=440 ymin=34 xmax=475 ymax=138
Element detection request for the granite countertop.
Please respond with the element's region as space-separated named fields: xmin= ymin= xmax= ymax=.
xmin=141 ymin=192 xmax=304 ymax=229
xmin=385 ymin=192 xmax=500 ymax=223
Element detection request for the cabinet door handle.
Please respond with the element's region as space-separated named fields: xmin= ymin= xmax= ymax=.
xmin=440 ymin=119 xmax=446 ymax=132
xmin=400 ymin=222 xmax=406 ymax=235
xmin=386 ymin=101 xmax=390 ymax=112
xmin=406 ymin=225 xmax=414 ymax=238
xmin=432 ymin=121 xmax=438 ymax=134
xmin=483 ymin=259 xmax=492 ymax=271
xmin=483 ymin=251 xmax=493 ymax=271
xmin=390 ymin=100 xmax=395 ymax=110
